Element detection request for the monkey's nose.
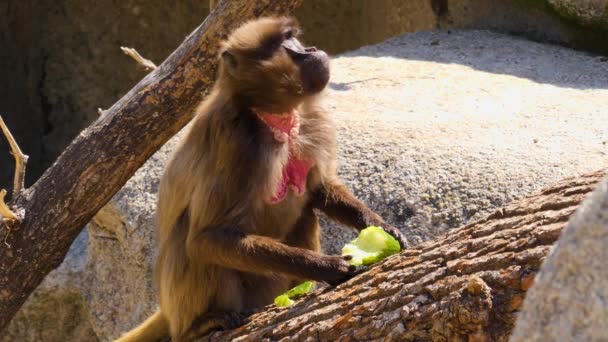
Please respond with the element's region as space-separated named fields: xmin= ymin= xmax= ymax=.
xmin=305 ymin=47 xmax=317 ymax=52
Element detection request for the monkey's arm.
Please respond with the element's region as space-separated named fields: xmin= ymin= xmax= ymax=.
xmin=186 ymin=225 xmax=356 ymax=285
xmin=311 ymin=181 xmax=409 ymax=248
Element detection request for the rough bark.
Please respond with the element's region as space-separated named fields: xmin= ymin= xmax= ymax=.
xmin=0 ymin=0 xmax=303 ymax=332
xmin=206 ymin=170 xmax=606 ymax=342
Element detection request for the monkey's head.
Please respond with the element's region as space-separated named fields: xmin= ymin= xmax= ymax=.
xmin=219 ymin=17 xmax=330 ymax=113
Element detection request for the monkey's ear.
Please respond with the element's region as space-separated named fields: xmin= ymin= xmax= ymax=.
xmin=221 ymin=49 xmax=238 ymax=74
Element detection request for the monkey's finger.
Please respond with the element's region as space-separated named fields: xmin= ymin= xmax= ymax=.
xmin=385 ymin=226 xmax=409 ymax=249
xmin=399 ymin=236 xmax=410 ymax=249
xmin=395 ymin=235 xmax=409 ymax=249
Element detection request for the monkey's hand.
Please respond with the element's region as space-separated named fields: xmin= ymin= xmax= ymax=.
xmin=382 ymin=225 xmax=409 ymax=250
xmin=322 ymin=255 xmax=368 ymax=286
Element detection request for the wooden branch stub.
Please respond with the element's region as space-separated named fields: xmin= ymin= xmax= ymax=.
xmin=0 ymin=190 xmax=16 ymax=221
xmin=0 ymin=115 xmax=28 ymax=197
xmin=120 ymin=47 xmax=158 ymax=71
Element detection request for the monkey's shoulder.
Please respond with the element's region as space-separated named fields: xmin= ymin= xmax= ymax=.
xmin=296 ymin=109 xmax=337 ymax=176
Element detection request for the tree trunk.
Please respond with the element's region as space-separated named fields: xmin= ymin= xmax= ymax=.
xmin=205 ymin=170 xmax=606 ymax=342
xmin=0 ymin=0 xmax=303 ymax=332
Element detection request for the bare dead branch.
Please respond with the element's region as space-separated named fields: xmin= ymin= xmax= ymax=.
xmin=120 ymin=47 xmax=157 ymax=71
xmin=0 ymin=116 xmax=28 ymax=197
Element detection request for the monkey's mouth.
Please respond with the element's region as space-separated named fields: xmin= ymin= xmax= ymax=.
xmin=255 ymin=109 xmax=300 ymax=143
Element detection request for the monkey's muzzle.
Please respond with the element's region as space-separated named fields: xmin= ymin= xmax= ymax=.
xmin=282 ymin=38 xmax=330 ymax=94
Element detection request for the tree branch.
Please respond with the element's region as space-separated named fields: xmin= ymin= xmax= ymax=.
xmin=0 ymin=0 xmax=304 ymax=332
xmin=0 ymin=115 xmax=28 ymax=197
xmin=120 ymin=47 xmax=157 ymax=71
xmin=204 ymin=170 xmax=606 ymax=341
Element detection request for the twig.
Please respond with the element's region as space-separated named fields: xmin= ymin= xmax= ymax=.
xmin=0 ymin=189 xmax=16 ymax=221
xmin=120 ymin=47 xmax=157 ymax=71
xmin=0 ymin=115 xmax=28 ymax=197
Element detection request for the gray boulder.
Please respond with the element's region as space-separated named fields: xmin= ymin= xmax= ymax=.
xmin=326 ymin=29 xmax=608 ymax=249
xmin=83 ymin=141 xmax=173 ymax=340
xmin=510 ymin=176 xmax=608 ymax=341
xmin=4 ymin=30 xmax=608 ymax=341
xmin=1 ymin=231 xmax=98 ymax=341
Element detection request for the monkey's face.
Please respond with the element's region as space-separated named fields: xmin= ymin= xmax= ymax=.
xmin=220 ymin=17 xmax=330 ymax=112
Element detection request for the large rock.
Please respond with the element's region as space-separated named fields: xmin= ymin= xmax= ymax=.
xmin=510 ymin=176 xmax=608 ymax=341
xmin=82 ymin=140 xmax=174 ymax=340
xmin=298 ymin=0 xmax=608 ymax=55
xmin=325 ymin=29 xmax=608 ymax=249
xmin=4 ymin=30 xmax=608 ymax=341
xmin=548 ymin=0 xmax=608 ymax=27
xmin=296 ymin=0 xmax=437 ymax=54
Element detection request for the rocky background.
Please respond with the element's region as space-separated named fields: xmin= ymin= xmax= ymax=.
xmin=1 ymin=0 xmax=607 ymax=193
xmin=1 ymin=0 xmax=608 ymax=341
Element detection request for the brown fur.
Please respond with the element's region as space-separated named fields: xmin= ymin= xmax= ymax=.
xmin=115 ymin=17 xmax=405 ymax=342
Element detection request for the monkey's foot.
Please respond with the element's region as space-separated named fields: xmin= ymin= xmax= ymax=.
xmin=184 ymin=311 xmax=247 ymax=341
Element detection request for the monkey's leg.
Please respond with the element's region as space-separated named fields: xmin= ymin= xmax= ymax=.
xmin=284 ymin=206 xmax=322 ymax=287
xmin=311 ymin=180 xmax=409 ymax=248
xmin=186 ymin=225 xmax=355 ymax=285
xmin=284 ymin=205 xmax=321 ymax=252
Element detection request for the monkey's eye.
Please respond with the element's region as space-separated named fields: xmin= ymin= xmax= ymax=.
xmin=284 ymin=29 xmax=294 ymax=40
xmin=259 ymin=36 xmax=283 ymax=59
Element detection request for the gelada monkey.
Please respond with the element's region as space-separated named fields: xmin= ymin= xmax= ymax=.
xmin=116 ymin=17 xmax=407 ymax=342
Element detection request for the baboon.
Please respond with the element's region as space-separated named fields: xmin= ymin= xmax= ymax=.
xmin=116 ymin=16 xmax=407 ymax=342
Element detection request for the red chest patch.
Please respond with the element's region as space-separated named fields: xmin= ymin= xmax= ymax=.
xmin=256 ymin=109 xmax=313 ymax=204
xmin=270 ymin=155 xmax=312 ymax=204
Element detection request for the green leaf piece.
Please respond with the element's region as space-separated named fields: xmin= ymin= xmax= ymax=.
xmin=273 ymin=227 xmax=401 ymax=307
xmin=274 ymin=281 xmax=315 ymax=307
xmin=341 ymin=226 xmax=401 ymax=266
xmin=274 ymin=294 xmax=294 ymax=307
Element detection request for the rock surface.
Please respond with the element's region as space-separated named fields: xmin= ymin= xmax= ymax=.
xmin=1 ymin=231 xmax=98 ymax=341
xmin=3 ymin=30 xmax=608 ymax=341
xmin=82 ymin=139 xmax=175 ymax=340
xmin=300 ymin=0 xmax=608 ymax=55
xmin=324 ymin=30 xmax=608 ymax=251
xmin=510 ymin=176 xmax=608 ymax=341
